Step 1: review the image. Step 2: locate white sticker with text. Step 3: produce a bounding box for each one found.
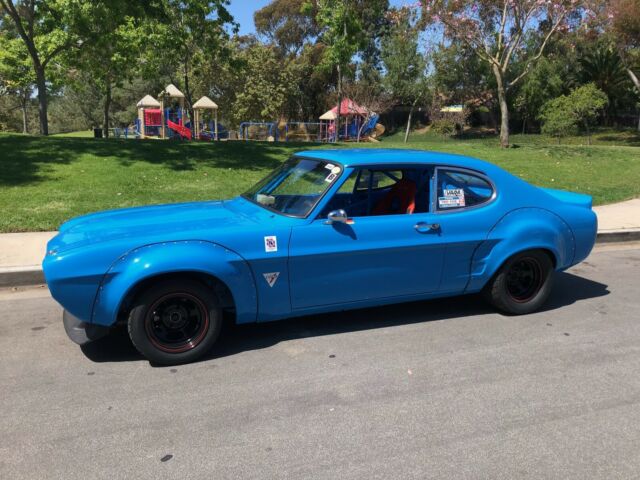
[264,235,278,253]
[439,188,466,208]
[325,172,338,183]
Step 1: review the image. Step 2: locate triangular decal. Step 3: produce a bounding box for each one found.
[263,272,280,287]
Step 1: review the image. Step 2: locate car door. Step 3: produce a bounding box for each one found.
[288,166,447,310]
[423,166,502,293]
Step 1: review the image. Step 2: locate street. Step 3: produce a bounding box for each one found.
[1,244,640,480]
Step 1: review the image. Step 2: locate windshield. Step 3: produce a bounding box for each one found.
[243,157,342,217]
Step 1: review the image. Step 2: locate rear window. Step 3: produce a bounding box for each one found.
[436,168,494,210]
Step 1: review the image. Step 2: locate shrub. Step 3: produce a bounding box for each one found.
[539,83,608,144]
[430,119,459,137]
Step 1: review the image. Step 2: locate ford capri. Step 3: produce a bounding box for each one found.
[43,149,597,365]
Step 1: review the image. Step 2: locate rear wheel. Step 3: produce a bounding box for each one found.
[484,250,554,315]
[128,279,222,365]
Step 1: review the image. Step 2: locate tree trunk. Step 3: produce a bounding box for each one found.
[103,82,112,139]
[336,64,342,144]
[183,63,194,136]
[492,65,509,148]
[404,104,415,144]
[35,66,49,136]
[20,96,28,134]
[626,69,640,132]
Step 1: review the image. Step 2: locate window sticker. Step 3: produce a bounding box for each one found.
[331,166,341,174]
[263,272,280,287]
[324,163,335,170]
[264,235,278,252]
[439,188,466,208]
[325,172,338,183]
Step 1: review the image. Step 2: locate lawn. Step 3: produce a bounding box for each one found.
[1,131,639,232]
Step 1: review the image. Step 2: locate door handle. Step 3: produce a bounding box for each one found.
[414,222,440,233]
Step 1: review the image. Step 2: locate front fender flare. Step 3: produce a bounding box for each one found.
[466,208,575,292]
[90,240,257,327]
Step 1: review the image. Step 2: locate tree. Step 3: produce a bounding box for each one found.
[147,0,235,127]
[539,95,579,142]
[0,25,34,133]
[540,83,608,143]
[304,0,366,141]
[0,0,84,134]
[0,0,158,135]
[71,14,146,137]
[381,7,428,143]
[421,0,587,147]
[514,56,566,133]
[231,44,297,123]
[577,43,630,124]
[254,0,318,55]
[605,0,640,130]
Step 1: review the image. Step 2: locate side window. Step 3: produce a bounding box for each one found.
[356,170,402,191]
[436,169,494,211]
[320,167,431,218]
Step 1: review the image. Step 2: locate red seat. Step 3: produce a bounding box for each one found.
[373,178,417,215]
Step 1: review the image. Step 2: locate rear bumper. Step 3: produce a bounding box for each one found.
[63,310,110,345]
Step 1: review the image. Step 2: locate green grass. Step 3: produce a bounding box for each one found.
[0,131,639,232]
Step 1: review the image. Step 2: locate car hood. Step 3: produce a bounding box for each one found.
[49,199,256,254]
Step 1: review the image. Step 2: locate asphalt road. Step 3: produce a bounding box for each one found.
[1,244,640,480]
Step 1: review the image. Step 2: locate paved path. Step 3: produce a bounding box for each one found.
[1,243,639,479]
[593,198,640,232]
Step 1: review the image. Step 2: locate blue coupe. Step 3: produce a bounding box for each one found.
[43,149,597,364]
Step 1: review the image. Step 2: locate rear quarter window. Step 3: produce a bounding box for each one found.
[436,168,494,211]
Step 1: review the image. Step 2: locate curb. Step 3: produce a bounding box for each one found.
[1,230,639,288]
[0,265,44,288]
[596,229,640,244]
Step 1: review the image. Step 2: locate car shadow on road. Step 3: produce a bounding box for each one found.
[80,271,609,365]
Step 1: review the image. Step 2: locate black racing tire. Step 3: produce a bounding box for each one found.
[127,279,222,365]
[483,250,554,315]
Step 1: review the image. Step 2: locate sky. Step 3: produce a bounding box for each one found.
[227,0,407,37]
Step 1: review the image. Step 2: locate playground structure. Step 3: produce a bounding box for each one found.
[159,84,191,140]
[134,85,230,141]
[136,95,162,138]
[132,87,384,143]
[319,98,384,142]
[193,96,220,141]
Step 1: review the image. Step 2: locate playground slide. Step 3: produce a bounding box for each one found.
[167,119,192,140]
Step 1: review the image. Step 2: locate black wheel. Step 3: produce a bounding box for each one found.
[483,250,554,315]
[128,279,222,365]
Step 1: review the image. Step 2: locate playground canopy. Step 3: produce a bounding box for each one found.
[136,95,160,108]
[159,83,185,98]
[319,98,368,120]
[193,96,219,141]
[192,96,218,110]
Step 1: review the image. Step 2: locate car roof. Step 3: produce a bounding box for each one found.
[296,149,500,175]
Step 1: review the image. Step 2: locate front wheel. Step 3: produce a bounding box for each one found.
[128,279,222,365]
[483,250,554,315]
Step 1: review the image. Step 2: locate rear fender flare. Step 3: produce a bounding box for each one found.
[90,240,257,327]
[466,208,575,292]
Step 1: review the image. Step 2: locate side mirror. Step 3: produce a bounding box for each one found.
[326,209,349,224]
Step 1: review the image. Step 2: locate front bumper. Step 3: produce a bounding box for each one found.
[63,310,110,345]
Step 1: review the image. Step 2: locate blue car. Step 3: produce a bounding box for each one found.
[43,149,597,365]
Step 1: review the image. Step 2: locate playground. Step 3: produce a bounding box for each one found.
[119,85,385,144]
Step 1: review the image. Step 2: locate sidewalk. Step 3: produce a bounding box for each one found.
[1,199,639,287]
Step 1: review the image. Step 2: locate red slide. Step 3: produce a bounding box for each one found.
[167,119,192,140]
